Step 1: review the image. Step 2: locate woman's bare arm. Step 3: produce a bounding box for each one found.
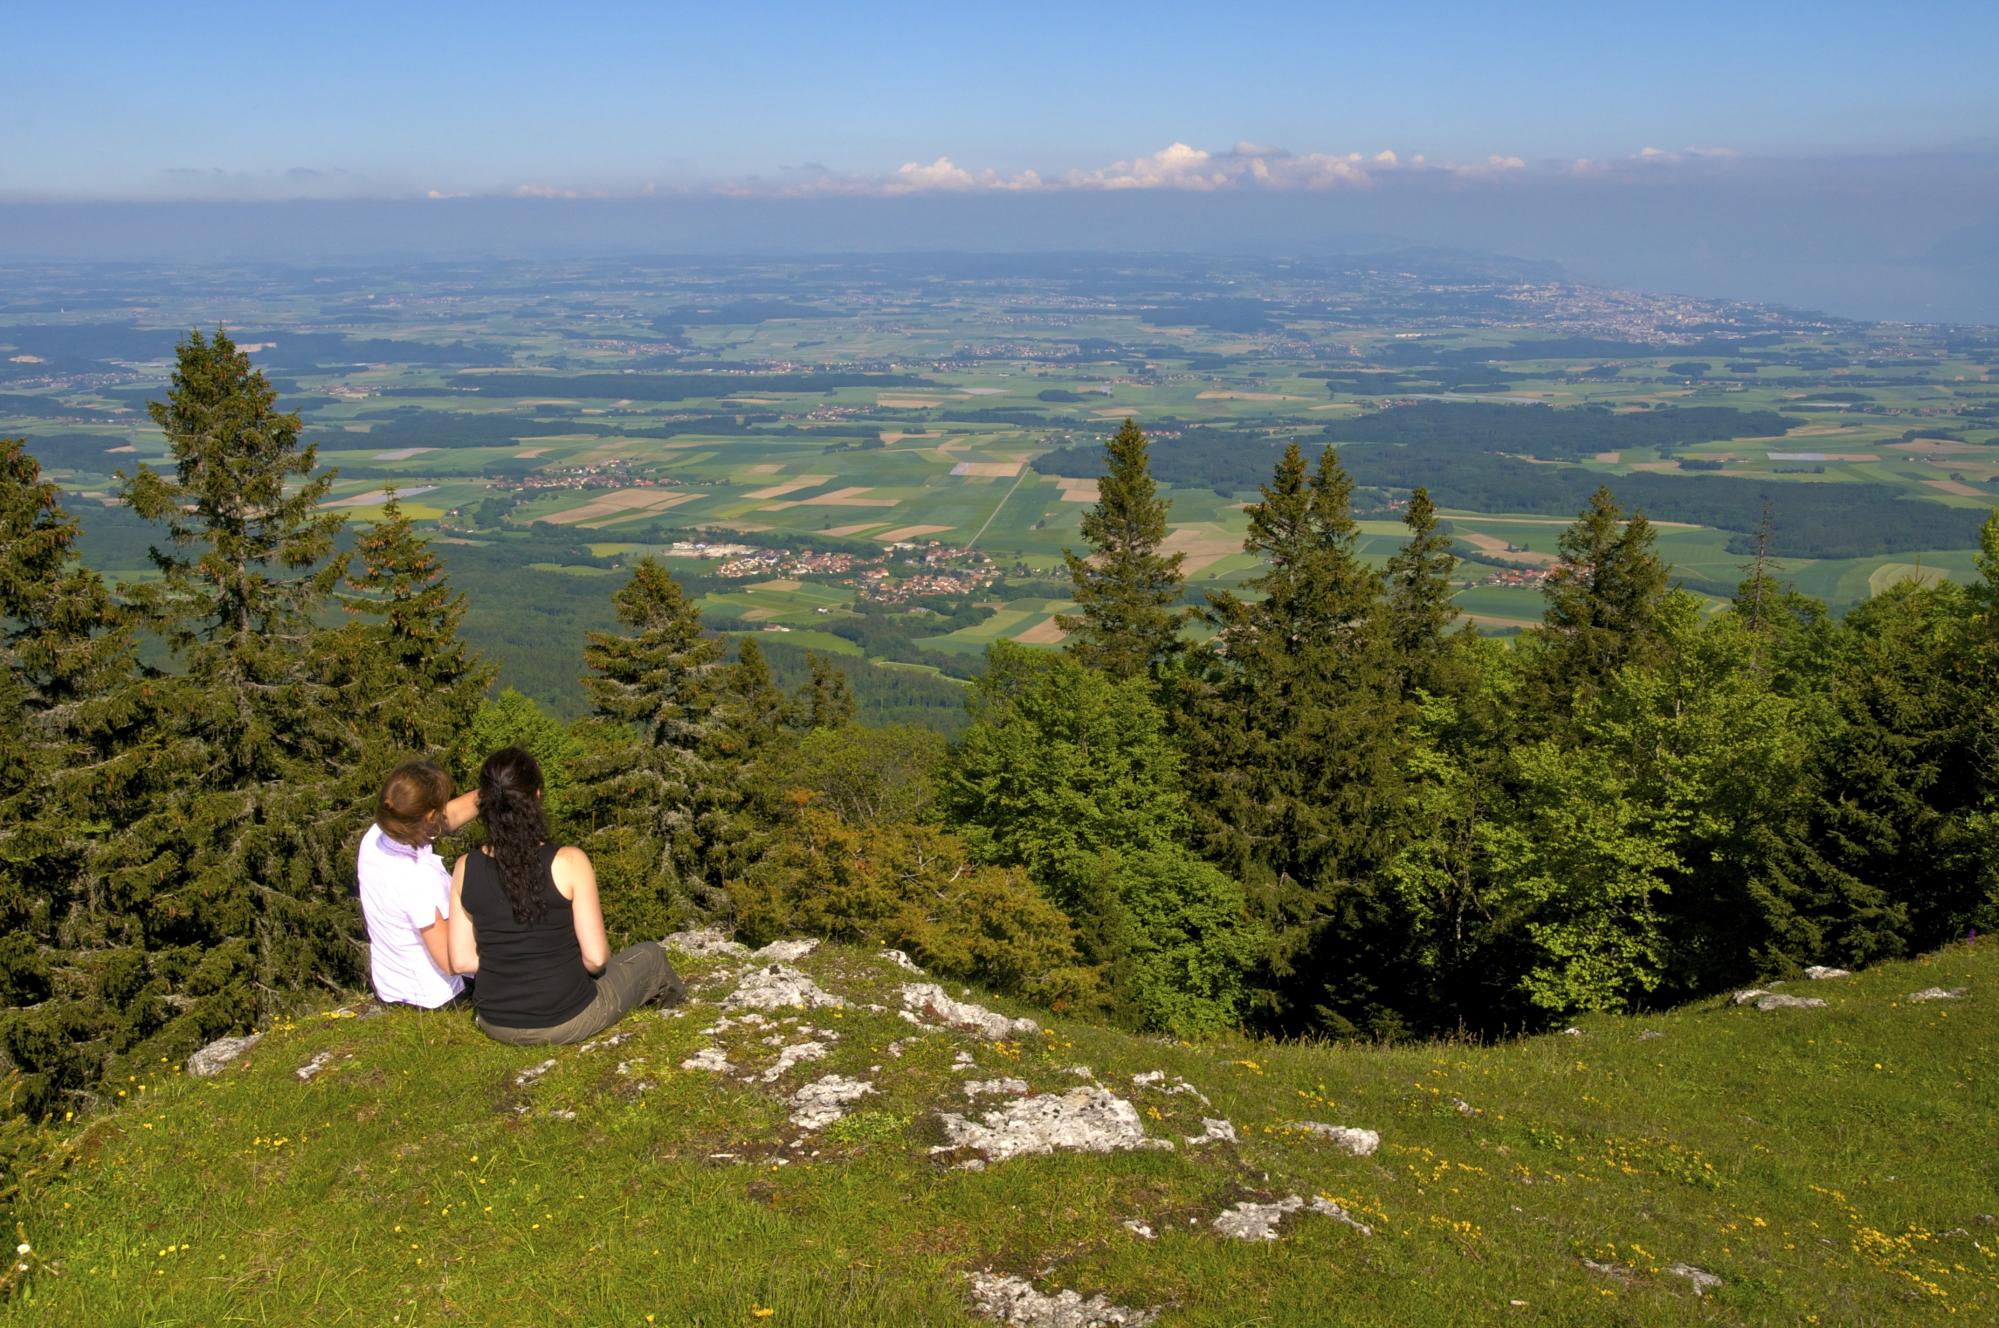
[416,908,450,974]
[552,846,610,973]
[446,857,479,975]
[440,789,480,834]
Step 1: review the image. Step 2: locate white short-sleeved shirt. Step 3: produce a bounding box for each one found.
[356,823,464,1008]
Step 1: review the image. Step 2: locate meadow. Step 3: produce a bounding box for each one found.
[7,935,1992,1326]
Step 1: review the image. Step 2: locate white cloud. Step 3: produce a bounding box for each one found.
[92,139,1744,204]
[890,156,979,192]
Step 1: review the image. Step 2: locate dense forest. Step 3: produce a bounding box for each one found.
[3,334,1996,1122]
[1034,407,1992,559]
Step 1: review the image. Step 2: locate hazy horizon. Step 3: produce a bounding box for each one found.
[5,0,1996,323]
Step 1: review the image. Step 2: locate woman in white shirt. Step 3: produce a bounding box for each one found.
[357,760,479,1008]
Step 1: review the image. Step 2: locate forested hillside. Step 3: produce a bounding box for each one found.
[3,333,1996,1127]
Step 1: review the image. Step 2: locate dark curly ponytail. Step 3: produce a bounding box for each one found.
[478,747,551,924]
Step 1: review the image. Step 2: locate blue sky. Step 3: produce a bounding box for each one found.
[5,0,1994,199]
[2,2,1996,321]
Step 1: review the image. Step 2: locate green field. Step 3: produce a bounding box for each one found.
[5,254,1995,717]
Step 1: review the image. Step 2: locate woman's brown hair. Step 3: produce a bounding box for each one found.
[377,760,453,847]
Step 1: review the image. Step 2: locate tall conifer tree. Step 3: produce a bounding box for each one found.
[337,490,493,758]
[1528,485,1670,721]
[1182,443,1408,1033]
[93,331,357,1067]
[577,558,729,923]
[1383,487,1462,698]
[0,440,156,1114]
[1058,418,1185,682]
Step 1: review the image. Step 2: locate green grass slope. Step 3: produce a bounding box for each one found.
[8,939,1995,1326]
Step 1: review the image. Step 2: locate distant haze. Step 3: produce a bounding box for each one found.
[6,1,1996,323]
[3,155,1995,325]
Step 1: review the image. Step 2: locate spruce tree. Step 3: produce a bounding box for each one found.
[1057,418,1185,682]
[713,636,787,762]
[1529,485,1670,721]
[577,558,729,924]
[1383,487,1462,698]
[790,650,855,730]
[1181,444,1407,1034]
[0,441,154,1115]
[337,490,494,757]
[93,331,357,1072]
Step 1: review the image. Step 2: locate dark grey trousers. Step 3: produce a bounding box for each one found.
[475,942,685,1046]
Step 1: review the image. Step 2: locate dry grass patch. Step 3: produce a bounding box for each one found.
[873,524,955,543]
[540,489,697,526]
[746,475,835,500]
[1012,616,1070,645]
[1055,479,1100,504]
[1456,532,1558,565]
[951,461,1023,478]
[789,486,902,509]
[877,394,965,409]
[1161,524,1243,576]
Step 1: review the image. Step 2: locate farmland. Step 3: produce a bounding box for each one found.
[4,251,1995,721]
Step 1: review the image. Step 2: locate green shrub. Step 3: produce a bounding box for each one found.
[732,809,1102,1011]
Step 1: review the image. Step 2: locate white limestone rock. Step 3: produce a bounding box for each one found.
[760,1041,830,1083]
[662,928,748,958]
[1755,993,1827,1011]
[187,1033,262,1078]
[1910,986,1968,1002]
[293,1052,334,1083]
[680,1047,732,1073]
[1131,1069,1210,1105]
[1804,966,1852,980]
[965,1271,1157,1328]
[933,1088,1170,1165]
[1666,1262,1722,1296]
[1184,1117,1237,1146]
[513,1058,558,1086]
[900,982,1038,1041]
[1211,1195,1373,1242]
[879,948,926,974]
[752,938,820,963]
[964,1078,1031,1098]
[727,964,845,1011]
[1290,1122,1380,1156]
[789,1073,875,1130]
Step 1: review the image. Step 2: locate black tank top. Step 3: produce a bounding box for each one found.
[460,844,596,1029]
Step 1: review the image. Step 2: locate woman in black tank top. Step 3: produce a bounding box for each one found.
[446,747,684,1045]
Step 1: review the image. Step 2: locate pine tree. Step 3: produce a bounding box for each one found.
[90,331,358,1075]
[1180,444,1407,1034]
[1528,485,1670,721]
[0,441,154,1115]
[337,490,493,757]
[713,636,787,762]
[790,650,855,730]
[1057,418,1185,682]
[1382,487,1462,698]
[577,558,729,925]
